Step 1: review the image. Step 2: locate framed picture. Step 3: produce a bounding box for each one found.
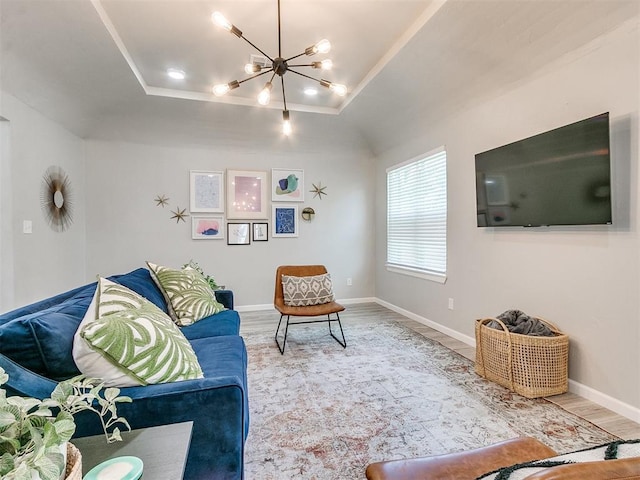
[226,170,268,219]
[227,222,251,245]
[192,215,224,240]
[271,168,304,202]
[272,204,298,238]
[190,171,224,213]
[253,222,268,242]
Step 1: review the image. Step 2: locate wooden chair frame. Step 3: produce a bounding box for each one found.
[274,265,346,354]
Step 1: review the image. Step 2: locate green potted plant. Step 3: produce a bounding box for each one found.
[183,259,220,290]
[0,367,131,480]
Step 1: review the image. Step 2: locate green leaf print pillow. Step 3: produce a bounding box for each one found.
[73,277,203,386]
[147,262,226,326]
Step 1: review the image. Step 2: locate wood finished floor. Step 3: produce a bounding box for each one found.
[239,302,640,440]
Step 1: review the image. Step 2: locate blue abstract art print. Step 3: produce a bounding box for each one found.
[272,204,299,237]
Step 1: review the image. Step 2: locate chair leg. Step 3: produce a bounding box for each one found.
[328,312,347,349]
[275,314,290,355]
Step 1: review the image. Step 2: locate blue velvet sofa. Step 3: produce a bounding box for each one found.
[0,268,249,480]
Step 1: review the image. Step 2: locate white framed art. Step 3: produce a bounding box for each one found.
[271,168,304,202]
[192,216,224,240]
[272,204,299,238]
[226,169,268,219]
[190,171,224,213]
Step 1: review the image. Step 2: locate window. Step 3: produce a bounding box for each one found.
[386,146,447,283]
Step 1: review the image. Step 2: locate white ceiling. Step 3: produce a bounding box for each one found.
[1,0,638,152]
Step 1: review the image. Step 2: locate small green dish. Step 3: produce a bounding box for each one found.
[83,456,143,480]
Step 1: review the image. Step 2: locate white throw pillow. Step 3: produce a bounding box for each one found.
[72,277,203,387]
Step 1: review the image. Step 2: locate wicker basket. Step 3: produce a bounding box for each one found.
[64,442,82,480]
[475,317,569,398]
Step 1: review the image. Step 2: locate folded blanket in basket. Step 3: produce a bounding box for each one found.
[487,309,554,336]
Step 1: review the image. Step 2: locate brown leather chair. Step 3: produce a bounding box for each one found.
[365,436,640,480]
[274,265,346,354]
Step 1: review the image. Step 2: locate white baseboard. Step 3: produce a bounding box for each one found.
[375,298,476,347]
[568,379,640,424]
[235,303,273,312]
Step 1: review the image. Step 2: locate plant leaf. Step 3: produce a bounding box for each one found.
[34,449,64,480]
[0,451,15,475]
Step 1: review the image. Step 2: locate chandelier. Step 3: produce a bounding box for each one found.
[211,0,347,136]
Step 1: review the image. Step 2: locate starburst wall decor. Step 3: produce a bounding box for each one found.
[310,182,327,200]
[154,194,169,207]
[41,166,73,232]
[170,207,188,223]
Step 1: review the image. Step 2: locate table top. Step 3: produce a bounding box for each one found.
[73,422,193,479]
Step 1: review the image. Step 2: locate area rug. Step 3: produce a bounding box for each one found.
[243,320,617,479]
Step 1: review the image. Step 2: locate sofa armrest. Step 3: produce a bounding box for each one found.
[524,457,640,479]
[0,353,58,399]
[215,289,234,310]
[365,437,558,480]
[73,375,248,480]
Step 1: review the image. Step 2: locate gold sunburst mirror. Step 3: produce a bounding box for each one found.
[41,165,73,232]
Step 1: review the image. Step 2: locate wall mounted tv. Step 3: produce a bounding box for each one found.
[475,112,612,227]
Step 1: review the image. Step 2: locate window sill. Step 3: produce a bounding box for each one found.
[386,264,447,284]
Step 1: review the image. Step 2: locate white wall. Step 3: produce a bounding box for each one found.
[0,93,86,310]
[375,23,640,411]
[84,137,376,306]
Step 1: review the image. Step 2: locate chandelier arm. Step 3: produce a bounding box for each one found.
[239,36,274,62]
[287,68,324,84]
[237,69,274,86]
[283,52,307,63]
[281,75,287,111]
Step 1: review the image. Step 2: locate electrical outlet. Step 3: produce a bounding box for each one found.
[448,298,454,310]
[346,278,353,286]
[23,220,32,234]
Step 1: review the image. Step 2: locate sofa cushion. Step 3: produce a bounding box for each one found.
[147,262,225,326]
[181,309,241,340]
[281,273,335,306]
[73,278,204,386]
[0,285,96,379]
[0,312,82,380]
[477,439,640,479]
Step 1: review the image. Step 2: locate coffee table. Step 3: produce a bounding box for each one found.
[73,422,193,479]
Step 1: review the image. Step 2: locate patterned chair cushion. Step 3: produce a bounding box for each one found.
[281,273,335,306]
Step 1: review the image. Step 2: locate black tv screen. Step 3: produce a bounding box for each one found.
[475,112,612,227]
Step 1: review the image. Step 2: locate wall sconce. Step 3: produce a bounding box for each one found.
[301,207,315,222]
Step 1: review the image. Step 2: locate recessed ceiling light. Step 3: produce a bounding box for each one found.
[304,87,318,96]
[167,68,186,80]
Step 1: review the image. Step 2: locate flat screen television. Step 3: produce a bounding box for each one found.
[475,112,612,227]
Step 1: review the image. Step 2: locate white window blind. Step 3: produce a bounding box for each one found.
[386,147,447,279]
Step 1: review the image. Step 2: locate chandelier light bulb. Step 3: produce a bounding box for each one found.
[330,83,347,96]
[282,110,292,136]
[312,59,333,70]
[305,38,331,56]
[212,80,239,97]
[212,12,232,31]
[245,63,261,74]
[320,59,333,70]
[213,84,230,96]
[258,82,273,106]
[315,39,331,54]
